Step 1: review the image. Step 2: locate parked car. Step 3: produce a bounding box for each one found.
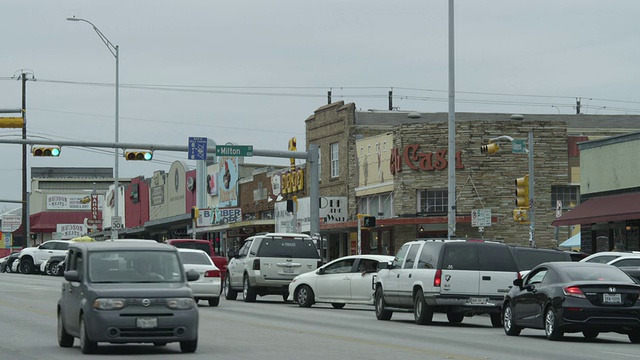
[177,248,222,307]
[503,261,640,342]
[225,233,321,302]
[57,241,200,354]
[18,240,73,274]
[11,257,21,273]
[0,252,20,273]
[167,239,228,282]
[374,239,520,327]
[41,255,66,276]
[606,255,640,268]
[288,254,394,308]
[508,246,572,277]
[580,251,640,264]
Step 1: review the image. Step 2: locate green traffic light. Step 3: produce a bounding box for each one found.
[51,148,60,157]
[144,152,153,160]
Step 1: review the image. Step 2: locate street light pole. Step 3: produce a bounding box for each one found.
[67,16,120,239]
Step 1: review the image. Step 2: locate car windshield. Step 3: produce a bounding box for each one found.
[563,266,634,282]
[88,250,183,283]
[179,251,212,265]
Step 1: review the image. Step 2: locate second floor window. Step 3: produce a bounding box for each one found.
[330,142,339,178]
[551,185,579,209]
[417,189,448,214]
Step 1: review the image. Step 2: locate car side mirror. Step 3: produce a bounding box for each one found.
[524,283,536,292]
[317,268,325,275]
[513,278,523,289]
[64,270,80,282]
[186,268,200,281]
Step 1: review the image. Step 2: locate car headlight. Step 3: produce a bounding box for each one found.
[93,298,126,310]
[166,298,195,310]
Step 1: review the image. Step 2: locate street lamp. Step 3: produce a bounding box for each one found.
[67,16,120,239]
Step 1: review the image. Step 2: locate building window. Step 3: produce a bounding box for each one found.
[330,142,339,178]
[551,185,579,209]
[417,189,448,214]
[317,146,321,181]
[358,193,394,218]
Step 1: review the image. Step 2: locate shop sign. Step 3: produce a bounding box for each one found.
[56,224,87,239]
[390,144,464,175]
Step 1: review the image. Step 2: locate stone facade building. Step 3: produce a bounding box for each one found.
[306,101,640,256]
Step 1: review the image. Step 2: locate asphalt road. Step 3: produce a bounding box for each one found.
[1,273,640,359]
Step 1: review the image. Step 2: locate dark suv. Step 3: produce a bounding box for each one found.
[57,241,200,354]
[374,239,519,327]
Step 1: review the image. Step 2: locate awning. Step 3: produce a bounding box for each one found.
[552,192,640,226]
[559,233,580,248]
[29,211,94,233]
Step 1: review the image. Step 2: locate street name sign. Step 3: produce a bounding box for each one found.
[512,139,527,154]
[216,145,254,157]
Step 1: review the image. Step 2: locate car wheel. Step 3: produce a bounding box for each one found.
[224,276,238,300]
[582,330,599,340]
[544,306,563,341]
[5,263,11,273]
[80,315,98,354]
[503,302,521,336]
[490,313,503,328]
[208,297,220,307]
[48,261,60,276]
[296,285,314,307]
[447,312,464,324]
[20,258,34,274]
[331,303,346,309]
[180,338,198,353]
[243,275,257,302]
[414,290,433,325]
[57,310,74,347]
[628,330,640,343]
[374,286,392,320]
[0,263,5,273]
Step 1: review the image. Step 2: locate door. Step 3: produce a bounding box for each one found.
[440,243,480,296]
[397,244,421,306]
[316,258,355,301]
[229,239,252,288]
[477,244,519,299]
[350,258,381,302]
[514,268,548,327]
[62,249,84,335]
[383,244,410,306]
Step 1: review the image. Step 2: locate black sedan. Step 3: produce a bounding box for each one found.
[502,261,640,342]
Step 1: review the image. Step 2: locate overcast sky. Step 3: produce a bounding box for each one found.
[1,0,639,212]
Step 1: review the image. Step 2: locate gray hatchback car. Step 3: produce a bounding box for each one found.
[57,241,200,354]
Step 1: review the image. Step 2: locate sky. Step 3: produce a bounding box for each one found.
[1,0,639,212]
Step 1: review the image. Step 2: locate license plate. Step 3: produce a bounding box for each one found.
[603,293,622,304]
[469,297,489,305]
[136,317,158,328]
[284,267,294,274]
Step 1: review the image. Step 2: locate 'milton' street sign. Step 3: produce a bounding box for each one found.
[216,145,254,157]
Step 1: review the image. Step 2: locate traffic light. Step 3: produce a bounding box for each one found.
[480,142,499,155]
[0,117,24,128]
[288,137,297,170]
[191,206,199,221]
[32,147,61,157]
[515,174,529,207]
[124,150,153,161]
[363,216,376,228]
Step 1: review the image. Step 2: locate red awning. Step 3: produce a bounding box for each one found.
[551,192,640,226]
[28,211,95,233]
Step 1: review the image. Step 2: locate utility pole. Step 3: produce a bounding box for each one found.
[17,71,34,248]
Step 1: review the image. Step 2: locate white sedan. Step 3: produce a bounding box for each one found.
[177,248,222,307]
[287,254,394,308]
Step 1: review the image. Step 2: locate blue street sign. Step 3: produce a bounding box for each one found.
[188,137,208,160]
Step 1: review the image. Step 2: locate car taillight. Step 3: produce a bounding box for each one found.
[204,270,220,278]
[563,286,586,299]
[434,269,442,287]
[253,259,261,271]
